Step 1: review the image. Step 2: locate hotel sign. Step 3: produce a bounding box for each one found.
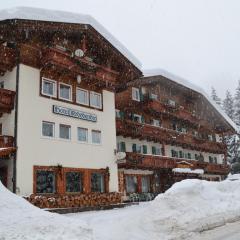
[53,105,97,122]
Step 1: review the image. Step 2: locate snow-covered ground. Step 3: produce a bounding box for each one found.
[193,221,240,240]
[1,177,240,239]
[0,182,92,240]
[66,178,240,240]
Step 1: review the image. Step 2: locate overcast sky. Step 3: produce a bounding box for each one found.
[1,0,240,99]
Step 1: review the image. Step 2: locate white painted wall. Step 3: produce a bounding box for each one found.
[16,64,118,195]
[117,136,224,164]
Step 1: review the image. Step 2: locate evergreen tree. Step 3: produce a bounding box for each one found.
[234,80,240,126]
[223,90,234,119]
[211,87,222,106]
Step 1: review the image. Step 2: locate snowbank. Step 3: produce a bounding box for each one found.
[68,178,240,240]
[140,179,240,239]
[0,182,92,240]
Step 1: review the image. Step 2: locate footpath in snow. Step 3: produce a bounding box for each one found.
[1,177,240,239]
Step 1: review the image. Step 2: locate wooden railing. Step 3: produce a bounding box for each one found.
[119,152,229,175]
[0,45,17,73]
[0,135,14,148]
[116,119,226,154]
[41,47,119,83]
[0,88,15,113]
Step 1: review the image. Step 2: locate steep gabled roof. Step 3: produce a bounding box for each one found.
[143,68,238,133]
[0,6,141,70]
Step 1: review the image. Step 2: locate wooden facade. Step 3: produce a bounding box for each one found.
[116,76,235,198]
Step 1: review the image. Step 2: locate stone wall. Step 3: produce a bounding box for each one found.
[25,192,122,209]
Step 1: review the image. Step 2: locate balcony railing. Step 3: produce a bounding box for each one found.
[0,88,15,113]
[0,45,17,73]
[119,152,229,175]
[0,135,14,148]
[41,47,119,83]
[116,119,226,154]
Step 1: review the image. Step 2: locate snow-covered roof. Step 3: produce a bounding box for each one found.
[173,168,204,175]
[144,68,239,132]
[0,7,142,70]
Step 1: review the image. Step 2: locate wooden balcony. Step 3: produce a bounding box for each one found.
[142,98,202,127]
[41,47,119,84]
[116,119,226,154]
[0,135,14,148]
[0,45,17,74]
[0,88,15,113]
[119,152,229,175]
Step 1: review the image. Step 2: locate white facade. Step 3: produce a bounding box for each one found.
[1,64,118,195]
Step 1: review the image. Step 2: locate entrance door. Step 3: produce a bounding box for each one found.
[0,166,7,187]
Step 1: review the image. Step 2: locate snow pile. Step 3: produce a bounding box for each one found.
[227,173,240,181]
[68,179,240,240]
[0,182,92,240]
[141,179,240,239]
[172,168,204,175]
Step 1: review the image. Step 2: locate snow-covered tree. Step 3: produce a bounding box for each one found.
[223,90,234,119]
[234,80,240,126]
[211,87,221,106]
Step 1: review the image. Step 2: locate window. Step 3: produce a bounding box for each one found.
[59,124,71,140]
[150,93,158,100]
[132,87,140,101]
[188,153,192,159]
[168,99,176,107]
[179,151,184,158]
[126,175,137,193]
[90,91,102,109]
[141,176,150,193]
[214,157,217,164]
[117,141,126,152]
[132,144,141,153]
[0,81,4,88]
[209,156,213,163]
[59,83,72,101]
[153,146,162,156]
[155,147,162,155]
[133,114,142,123]
[152,119,160,127]
[78,127,88,142]
[91,173,105,192]
[42,121,55,137]
[77,88,89,105]
[36,170,56,193]
[65,172,83,193]
[116,110,121,118]
[92,130,101,144]
[208,135,213,141]
[42,78,56,97]
[142,145,148,154]
[171,149,178,158]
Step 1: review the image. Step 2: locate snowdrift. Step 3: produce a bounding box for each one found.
[0,182,92,240]
[138,179,240,239]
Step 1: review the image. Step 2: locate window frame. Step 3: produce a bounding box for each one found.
[41,77,57,97]
[91,130,102,144]
[59,124,71,140]
[42,121,55,138]
[132,87,140,102]
[77,127,88,143]
[65,171,84,193]
[90,91,102,109]
[76,88,89,106]
[58,82,72,102]
[35,170,56,194]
